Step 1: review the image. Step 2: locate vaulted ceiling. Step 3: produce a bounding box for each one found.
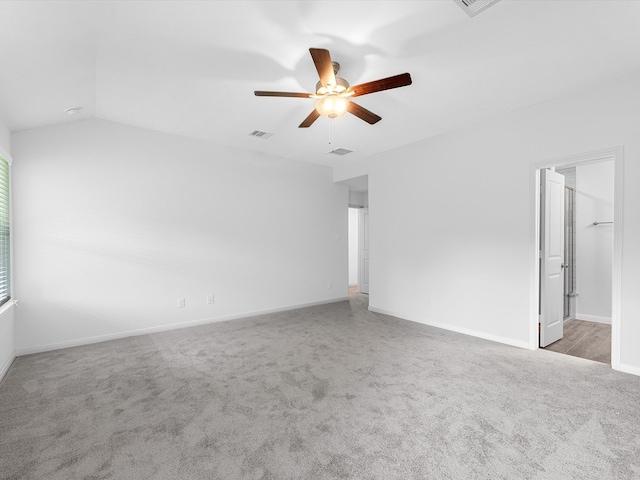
[1,1,640,166]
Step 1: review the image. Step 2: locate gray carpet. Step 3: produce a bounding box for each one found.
[1,294,640,479]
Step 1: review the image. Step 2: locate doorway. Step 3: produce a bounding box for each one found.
[348,205,369,297]
[348,207,359,297]
[533,148,623,369]
[342,174,369,298]
[358,207,369,294]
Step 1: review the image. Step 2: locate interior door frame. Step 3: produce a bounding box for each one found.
[529,147,624,369]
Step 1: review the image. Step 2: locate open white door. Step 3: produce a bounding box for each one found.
[359,208,369,294]
[540,169,565,347]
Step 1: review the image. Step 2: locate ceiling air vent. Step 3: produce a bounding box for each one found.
[328,148,353,156]
[452,0,502,17]
[248,130,273,139]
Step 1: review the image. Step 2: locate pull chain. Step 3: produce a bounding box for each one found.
[329,118,334,146]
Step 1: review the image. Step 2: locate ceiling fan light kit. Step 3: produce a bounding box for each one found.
[315,95,349,119]
[254,48,412,128]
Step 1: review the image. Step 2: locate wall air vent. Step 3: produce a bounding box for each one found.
[452,0,502,17]
[249,130,273,139]
[328,148,353,156]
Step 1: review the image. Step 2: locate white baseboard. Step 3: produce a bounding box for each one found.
[576,313,612,325]
[616,363,640,377]
[0,351,16,382]
[368,305,532,350]
[16,296,350,356]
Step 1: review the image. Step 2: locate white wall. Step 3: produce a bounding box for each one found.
[576,161,614,323]
[0,306,14,381]
[349,191,368,208]
[0,117,15,381]
[334,70,640,375]
[348,208,359,286]
[12,119,348,353]
[0,119,10,154]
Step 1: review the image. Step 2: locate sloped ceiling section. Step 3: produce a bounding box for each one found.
[1,1,640,166]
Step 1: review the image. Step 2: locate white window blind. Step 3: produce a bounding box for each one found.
[0,156,9,306]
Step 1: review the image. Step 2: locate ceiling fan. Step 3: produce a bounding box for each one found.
[254,48,412,128]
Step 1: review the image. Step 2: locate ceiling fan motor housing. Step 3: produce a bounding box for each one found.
[315,77,350,95]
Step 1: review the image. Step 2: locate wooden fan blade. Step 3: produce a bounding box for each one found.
[309,48,336,88]
[254,91,313,98]
[347,101,382,125]
[299,109,321,128]
[349,73,412,97]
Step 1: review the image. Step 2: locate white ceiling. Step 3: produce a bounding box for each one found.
[1,1,640,167]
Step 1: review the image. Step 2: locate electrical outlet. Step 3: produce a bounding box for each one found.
[177,297,185,308]
[207,294,214,304]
